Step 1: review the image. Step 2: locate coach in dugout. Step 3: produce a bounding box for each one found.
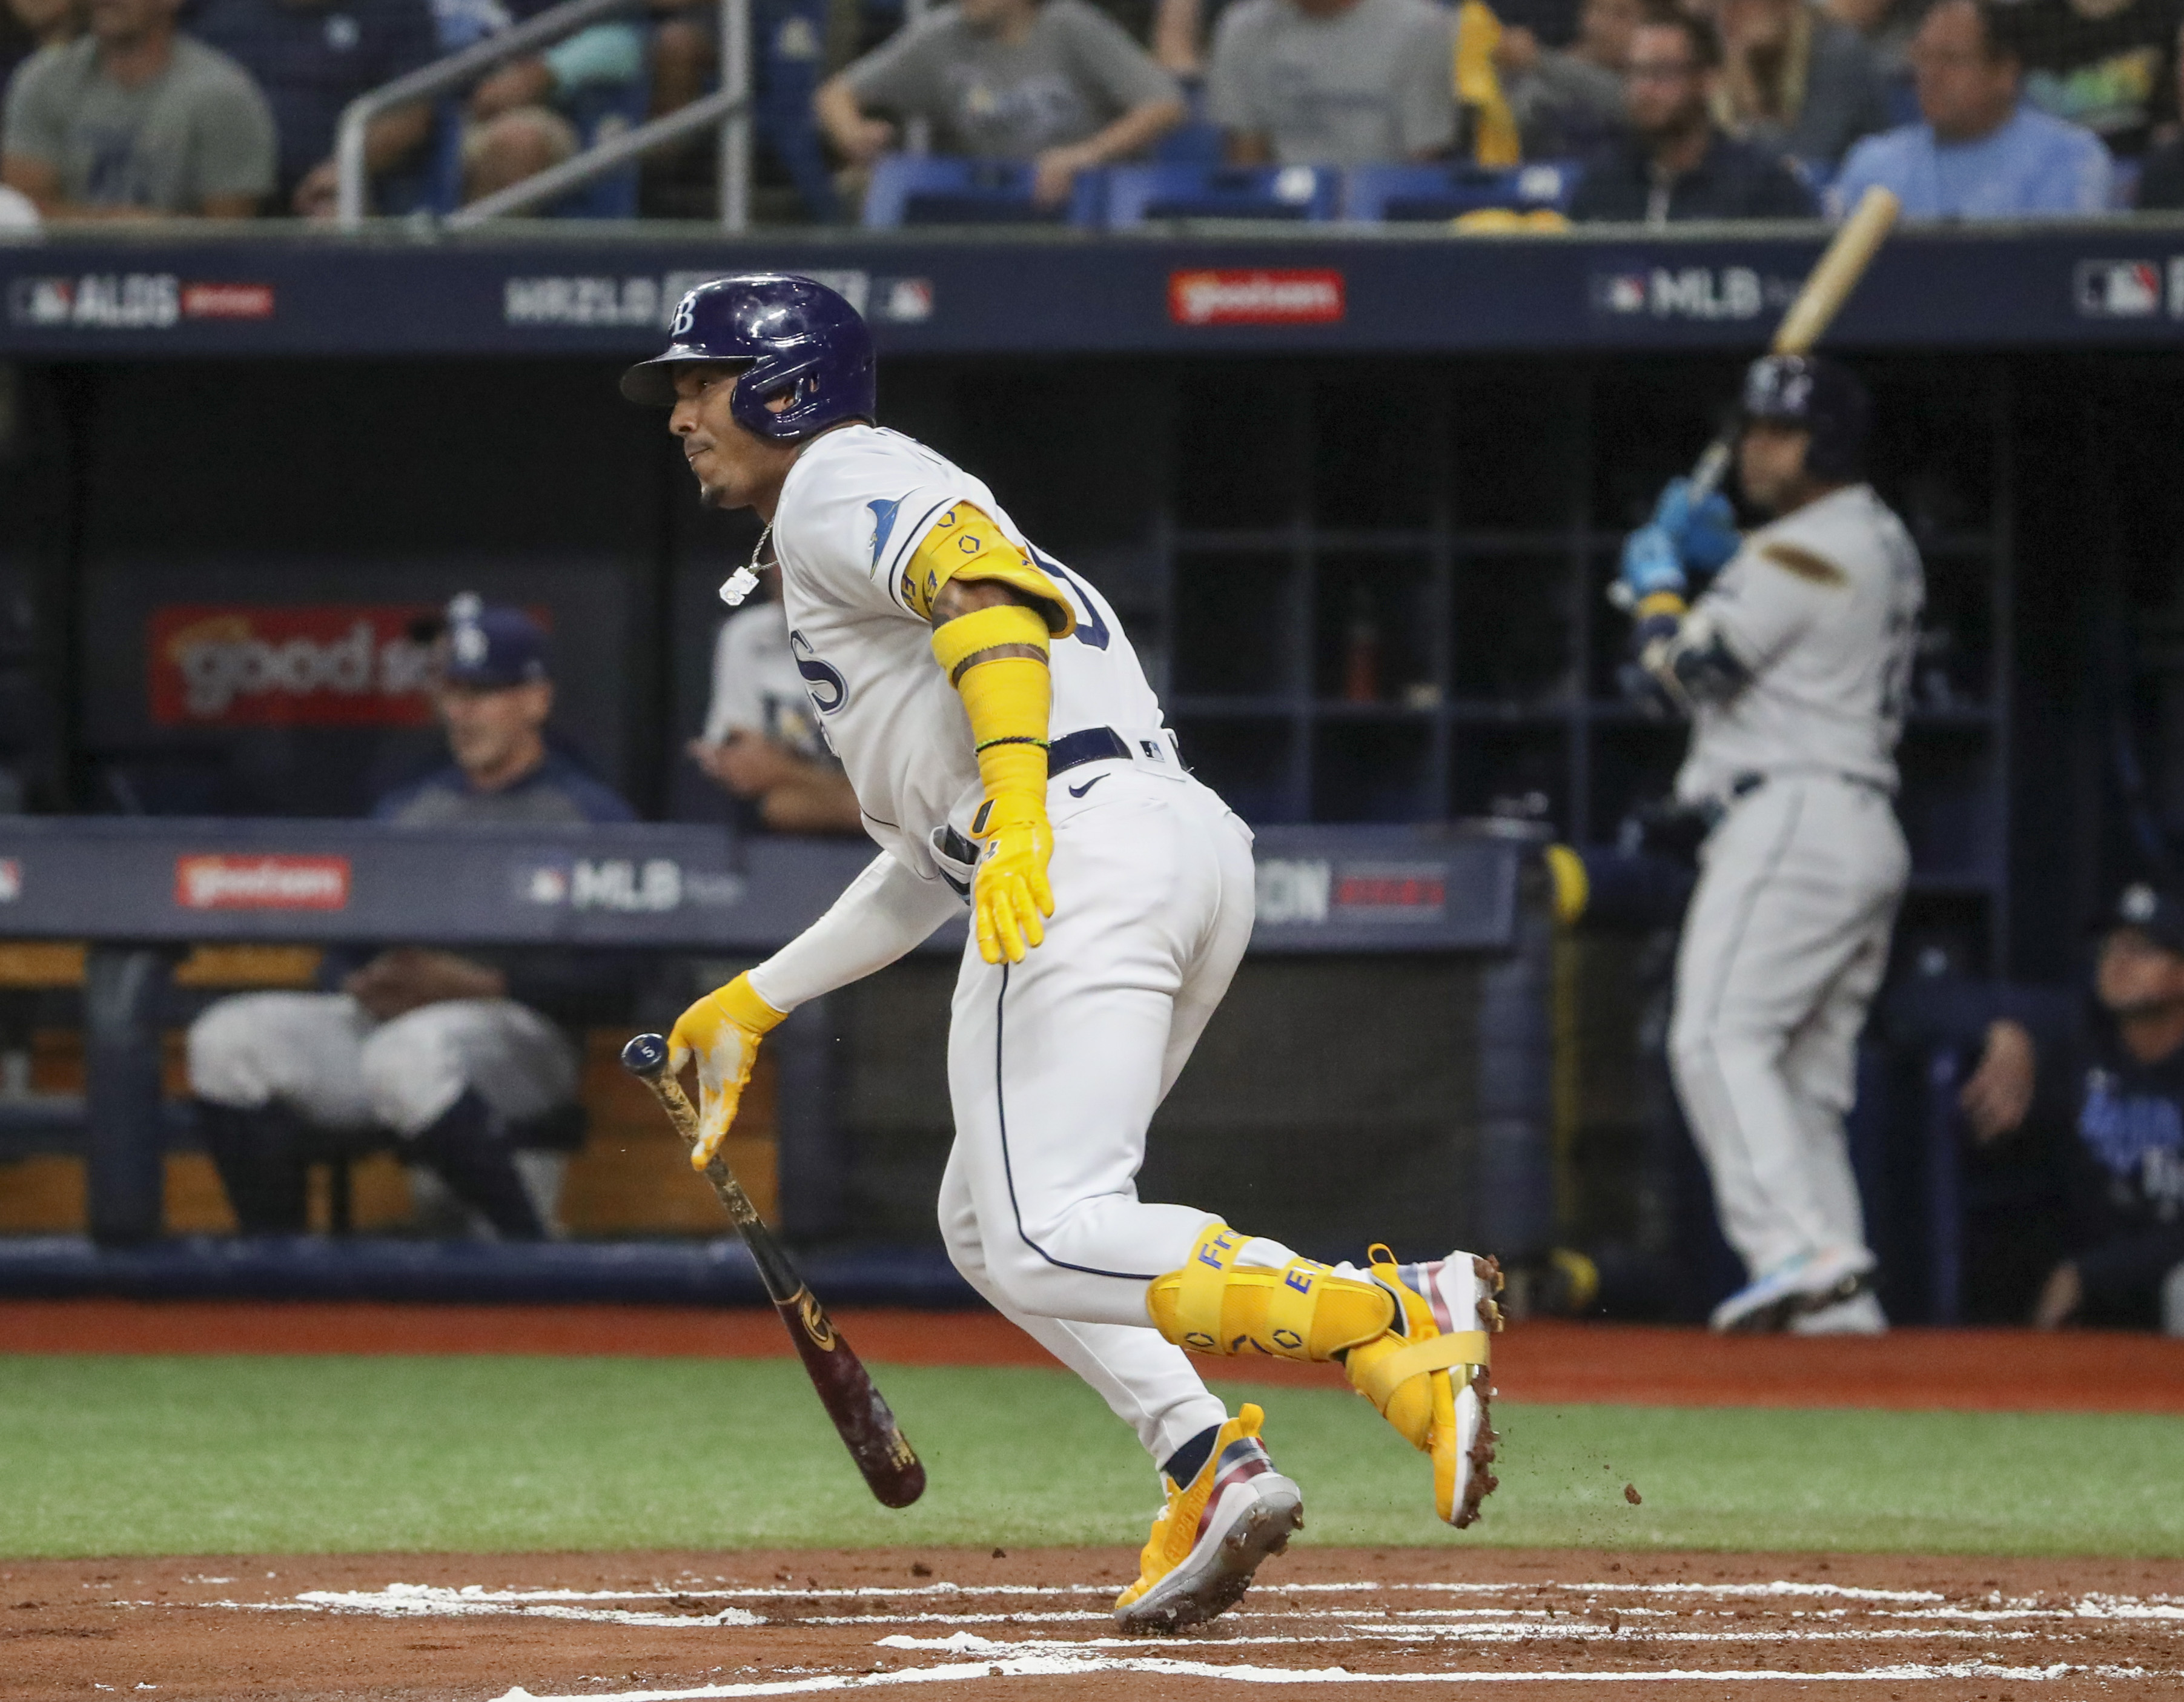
[1950,882,2184,1334]
[186,597,635,1242]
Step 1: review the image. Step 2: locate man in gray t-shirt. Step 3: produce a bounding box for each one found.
[1208,0,1457,167]
[816,0,1184,206]
[2,0,274,217]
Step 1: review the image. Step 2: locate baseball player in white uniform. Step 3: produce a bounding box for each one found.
[1621,355,1923,1334]
[690,583,863,833]
[621,274,1503,1631]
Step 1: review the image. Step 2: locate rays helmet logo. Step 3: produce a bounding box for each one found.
[670,291,698,338]
[1746,361,1813,415]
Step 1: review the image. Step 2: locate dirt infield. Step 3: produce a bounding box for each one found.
[5,1301,2183,1413]
[2,1546,2178,1701]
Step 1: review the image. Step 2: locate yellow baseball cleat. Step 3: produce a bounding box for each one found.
[1112,1404,1302,1634]
[1342,1247,1504,1527]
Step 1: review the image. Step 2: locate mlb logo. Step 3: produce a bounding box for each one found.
[877,277,934,323]
[1598,273,1648,314]
[0,859,21,902]
[521,863,569,906]
[2074,260,2159,317]
[8,277,72,325]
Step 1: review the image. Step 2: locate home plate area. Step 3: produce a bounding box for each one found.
[7,1551,2180,1701]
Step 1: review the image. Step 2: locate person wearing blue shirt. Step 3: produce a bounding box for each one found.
[189,0,437,214]
[185,598,637,1242]
[1831,0,2113,217]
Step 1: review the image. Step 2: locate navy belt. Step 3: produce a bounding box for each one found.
[1049,726,1134,776]
[931,727,1151,895]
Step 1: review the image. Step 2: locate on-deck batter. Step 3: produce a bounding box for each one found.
[1621,354,1924,1334]
[621,274,1503,1632]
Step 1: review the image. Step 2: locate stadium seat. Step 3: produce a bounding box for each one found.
[1343,161,1575,222]
[558,66,650,220]
[756,0,839,221]
[861,154,1106,227]
[1153,119,1226,167]
[1102,162,1340,225]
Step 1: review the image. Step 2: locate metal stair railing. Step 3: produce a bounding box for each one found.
[335,0,751,229]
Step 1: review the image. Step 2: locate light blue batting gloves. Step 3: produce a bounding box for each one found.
[1620,524,1687,602]
[1650,477,1740,574]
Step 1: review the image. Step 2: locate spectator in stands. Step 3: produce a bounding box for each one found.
[815,0,1185,208]
[2,0,81,91]
[1495,0,1641,162]
[187,598,635,1242]
[1569,11,1816,219]
[1711,0,1893,168]
[690,581,862,835]
[1,0,275,217]
[460,14,646,203]
[1822,0,1921,76]
[1830,0,2114,216]
[1206,0,1457,167]
[189,0,437,216]
[2138,15,2184,204]
[2013,0,2180,161]
[1150,0,1216,74]
[1953,884,2184,1333]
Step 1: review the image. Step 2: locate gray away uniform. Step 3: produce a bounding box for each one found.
[1655,484,1924,1298]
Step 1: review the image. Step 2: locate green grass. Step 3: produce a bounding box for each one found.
[1,1356,2177,1559]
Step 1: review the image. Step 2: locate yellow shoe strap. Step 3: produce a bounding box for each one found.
[1175,1223,1243,1348]
[1263,1259,1330,1356]
[1352,1330,1490,1416]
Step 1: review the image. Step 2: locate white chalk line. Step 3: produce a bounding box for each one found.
[489,1656,2177,1701]
[168,1579,2182,1632]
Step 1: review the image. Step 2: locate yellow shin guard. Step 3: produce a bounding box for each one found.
[1146,1223,1396,1362]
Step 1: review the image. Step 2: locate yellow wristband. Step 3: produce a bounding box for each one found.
[931,603,1051,678]
[1635,591,1688,621]
[720,971,788,1035]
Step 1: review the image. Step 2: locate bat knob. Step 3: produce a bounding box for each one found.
[621,1032,670,1079]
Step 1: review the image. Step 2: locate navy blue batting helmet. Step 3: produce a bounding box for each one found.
[1739,354,1868,482]
[620,273,876,440]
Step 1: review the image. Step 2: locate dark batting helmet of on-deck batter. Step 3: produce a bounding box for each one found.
[1738,354,1869,483]
[620,273,876,440]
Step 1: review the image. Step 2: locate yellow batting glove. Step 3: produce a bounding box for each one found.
[666,972,787,1170]
[970,790,1054,965]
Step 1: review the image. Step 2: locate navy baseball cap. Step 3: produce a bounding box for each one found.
[2106,882,2184,955]
[439,594,548,689]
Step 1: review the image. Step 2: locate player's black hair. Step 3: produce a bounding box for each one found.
[1636,7,1722,71]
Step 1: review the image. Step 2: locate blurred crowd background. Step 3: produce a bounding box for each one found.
[2,0,2182,224]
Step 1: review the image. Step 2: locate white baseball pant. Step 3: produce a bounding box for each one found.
[937,766,1297,1462]
[1669,774,1908,1280]
[187,992,579,1138]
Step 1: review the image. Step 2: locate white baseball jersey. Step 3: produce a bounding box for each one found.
[766,424,1165,878]
[1674,483,1924,804]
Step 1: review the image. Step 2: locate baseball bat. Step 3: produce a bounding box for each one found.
[620,1032,927,1509]
[1680,186,1902,505]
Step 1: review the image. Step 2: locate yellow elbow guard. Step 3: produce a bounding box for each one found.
[904,504,1075,637]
